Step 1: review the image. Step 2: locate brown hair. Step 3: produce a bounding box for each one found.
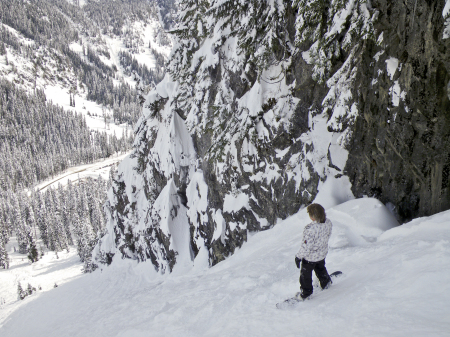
[307,203,326,223]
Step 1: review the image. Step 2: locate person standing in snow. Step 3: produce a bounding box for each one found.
[294,203,333,300]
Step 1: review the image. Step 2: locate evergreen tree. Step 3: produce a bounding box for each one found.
[293,0,375,82]
[35,191,49,248]
[17,282,25,300]
[0,230,9,269]
[27,231,39,263]
[167,0,209,82]
[58,183,73,246]
[26,283,36,296]
[48,188,68,252]
[73,212,95,263]
[11,194,28,254]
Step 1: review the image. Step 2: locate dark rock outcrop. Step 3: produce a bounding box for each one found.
[346,0,450,221]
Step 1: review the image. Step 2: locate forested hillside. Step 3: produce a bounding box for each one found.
[0,0,172,270]
[0,80,128,191]
[0,176,111,272]
[0,0,170,126]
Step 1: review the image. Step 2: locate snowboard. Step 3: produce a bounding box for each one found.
[276,271,343,309]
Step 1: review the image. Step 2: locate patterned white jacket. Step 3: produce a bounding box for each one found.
[295,218,332,262]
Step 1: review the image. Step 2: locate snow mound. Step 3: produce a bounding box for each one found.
[328,198,399,248]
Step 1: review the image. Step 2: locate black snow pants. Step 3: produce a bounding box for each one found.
[299,258,331,299]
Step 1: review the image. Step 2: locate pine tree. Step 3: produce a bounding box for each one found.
[73,212,95,263]
[58,183,73,246]
[11,194,28,254]
[35,191,49,248]
[0,200,10,242]
[17,195,39,263]
[167,0,209,81]
[44,191,56,251]
[17,282,25,300]
[293,0,375,82]
[26,283,36,296]
[27,232,39,263]
[0,230,9,269]
[50,188,68,252]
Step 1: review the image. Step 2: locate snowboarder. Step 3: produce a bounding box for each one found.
[294,203,333,300]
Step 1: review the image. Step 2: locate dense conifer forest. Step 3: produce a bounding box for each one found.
[0,175,113,272]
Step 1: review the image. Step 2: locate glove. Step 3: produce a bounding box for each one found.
[295,257,301,269]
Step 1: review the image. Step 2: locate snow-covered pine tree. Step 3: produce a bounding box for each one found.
[0,199,10,242]
[107,165,115,191]
[77,185,90,225]
[293,0,375,83]
[49,188,68,252]
[73,210,96,269]
[21,195,39,263]
[85,178,98,233]
[11,194,28,254]
[34,190,49,248]
[168,0,208,81]
[210,0,290,72]
[58,183,73,246]
[90,198,103,236]
[26,283,36,296]
[17,282,25,300]
[0,229,9,269]
[72,212,83,260]
[23,196,37,242]
[27,231,39,263]
[43,190,60,252]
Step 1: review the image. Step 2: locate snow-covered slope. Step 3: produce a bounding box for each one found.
[1,197,449,336]
[0,0,171,136]
[0,238,83,326]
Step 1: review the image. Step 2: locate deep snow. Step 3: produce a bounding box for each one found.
[1,197,449,337]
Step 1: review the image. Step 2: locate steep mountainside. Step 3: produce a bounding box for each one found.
[0,0,171,127]
[97,0,450,272]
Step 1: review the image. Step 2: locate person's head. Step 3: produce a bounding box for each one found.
[307,203,326,223]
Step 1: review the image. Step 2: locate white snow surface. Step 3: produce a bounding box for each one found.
[444,0,450,18]
[0,238,83,328]
[385,57,400,81]
[2,197,450,337]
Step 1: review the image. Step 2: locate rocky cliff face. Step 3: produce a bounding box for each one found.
[346,0,450,221]
[95,0,450,272]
